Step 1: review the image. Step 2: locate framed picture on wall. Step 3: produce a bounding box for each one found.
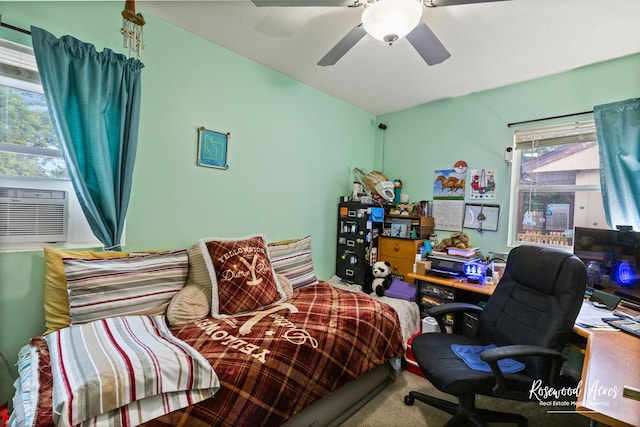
[197,126,230,169]
[463,203,500,231]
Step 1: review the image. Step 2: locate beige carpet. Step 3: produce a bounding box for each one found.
[340,369,590,427]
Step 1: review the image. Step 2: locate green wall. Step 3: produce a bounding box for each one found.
[376,53,640,255]
[1,0,639,404]
[0,1,374,401]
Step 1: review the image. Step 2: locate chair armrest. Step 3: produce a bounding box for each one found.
[427,302,483,317]
[480,344,563,362]
[480,344,566,400]
[427,302,483,333]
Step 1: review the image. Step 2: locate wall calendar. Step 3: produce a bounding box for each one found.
[432,199,465,231]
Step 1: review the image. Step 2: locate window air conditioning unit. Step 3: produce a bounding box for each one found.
[0,187,68,244]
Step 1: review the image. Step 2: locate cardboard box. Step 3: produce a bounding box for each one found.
[420,216,435,238]
[415,260,431,276]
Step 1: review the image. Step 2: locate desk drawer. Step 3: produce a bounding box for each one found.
[379,237,423,283]
[379,237,420,259]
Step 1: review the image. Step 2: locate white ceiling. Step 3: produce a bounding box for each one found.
[138,0,640,115]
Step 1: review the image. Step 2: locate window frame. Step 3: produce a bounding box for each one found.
[0,39,67,179]
[507,119,606,250]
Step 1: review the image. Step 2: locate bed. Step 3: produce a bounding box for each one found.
[9,235,420,427]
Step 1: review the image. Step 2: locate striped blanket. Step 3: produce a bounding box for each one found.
[44,315,219,427]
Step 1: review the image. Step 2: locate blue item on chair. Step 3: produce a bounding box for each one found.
[451,344,524,373]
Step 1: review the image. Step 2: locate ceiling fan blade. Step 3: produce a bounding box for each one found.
[317,24,367,66]
[406,21,451,66]
[252,0,358,6]
[426,0,509,6]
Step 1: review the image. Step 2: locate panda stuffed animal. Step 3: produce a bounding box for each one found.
[363,261,394,297]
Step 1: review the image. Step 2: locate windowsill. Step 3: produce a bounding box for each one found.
[0,240,106,254]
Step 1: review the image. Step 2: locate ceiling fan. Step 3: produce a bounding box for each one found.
[251,0,508,66]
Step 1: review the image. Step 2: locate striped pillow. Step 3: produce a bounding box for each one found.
[43,247,130,334]
[64,250,188,324]
[268,236,318,289]
[45,315,219,426]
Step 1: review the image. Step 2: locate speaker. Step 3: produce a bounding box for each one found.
[505,146,513,163]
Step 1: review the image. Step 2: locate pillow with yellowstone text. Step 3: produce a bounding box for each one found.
[199,234,286,317]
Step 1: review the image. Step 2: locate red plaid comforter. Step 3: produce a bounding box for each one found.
[28,282,404,426]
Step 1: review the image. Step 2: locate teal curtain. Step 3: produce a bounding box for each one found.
[594,98,640,230]
[31,26,144,250]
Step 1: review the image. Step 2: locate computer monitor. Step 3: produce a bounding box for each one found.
[573,226,639,290]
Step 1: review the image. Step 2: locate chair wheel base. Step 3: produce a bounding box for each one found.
[404,391,528,427]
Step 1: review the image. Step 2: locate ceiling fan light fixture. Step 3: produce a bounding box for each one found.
[362,0,423,44]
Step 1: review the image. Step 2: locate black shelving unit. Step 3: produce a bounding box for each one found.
[335,201,382,285]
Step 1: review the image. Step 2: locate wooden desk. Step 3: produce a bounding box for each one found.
[575,328,640,427]
[406,272,496,296]
[407,272,495,321]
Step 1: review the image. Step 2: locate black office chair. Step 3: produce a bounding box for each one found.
[404,245,587,427]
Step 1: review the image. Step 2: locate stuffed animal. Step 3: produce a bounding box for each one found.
[434,231,472,252]
[363,261,394,296]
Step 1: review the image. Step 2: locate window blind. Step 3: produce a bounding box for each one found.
[514,120,597,150]
[0,38,40,90]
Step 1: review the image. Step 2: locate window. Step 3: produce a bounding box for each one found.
[0,40,68,180]
[508,120,607,249]
[0,39,99,249]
